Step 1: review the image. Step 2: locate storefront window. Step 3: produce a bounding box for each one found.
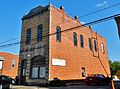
[30,55,46,79]
[39,67,46,78]
[32,67,38,78]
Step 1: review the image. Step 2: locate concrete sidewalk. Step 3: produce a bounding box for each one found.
[12,85,48,89]
[12,85,111,89]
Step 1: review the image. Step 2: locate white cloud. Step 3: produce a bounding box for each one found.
[96,1,108,8]
[81,21,85,24]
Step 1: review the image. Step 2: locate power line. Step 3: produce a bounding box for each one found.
[79,2,120,18]
[1,2,120,47]
[0,13,120,49]
[0,42,20,48]
[0,37,19,45]
[51,2,120,27]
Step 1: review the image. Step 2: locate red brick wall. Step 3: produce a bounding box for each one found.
[49,5,110,81]
[0,52,19,79]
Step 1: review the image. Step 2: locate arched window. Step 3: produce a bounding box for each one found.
[94,40,97,51]
[101,43,105,53]
[73,32,77,46]
[30,56,46,79]
[56,26,61,42]
[88,38,92,50]
[26,28,31,44]
[80,35,84,48]
[37,24,43,42]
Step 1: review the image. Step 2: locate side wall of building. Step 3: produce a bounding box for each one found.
[49,5,110,81]
[0,52,19,79]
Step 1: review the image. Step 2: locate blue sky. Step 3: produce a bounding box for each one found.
[0,0,120,61]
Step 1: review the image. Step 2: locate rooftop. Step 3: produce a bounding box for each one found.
[22,5,50,20]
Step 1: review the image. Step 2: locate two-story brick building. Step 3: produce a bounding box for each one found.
[0,52,19,79]
[19,4,110,85]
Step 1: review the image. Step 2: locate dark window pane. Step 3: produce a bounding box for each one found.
[82,67,86,77]
[73,32,77,46]
[94,40,97,51]
[56,26,61,42]
[80,35,84,48]
[37,24,43,42]
[88,38,92,50]
[26,28,31,44]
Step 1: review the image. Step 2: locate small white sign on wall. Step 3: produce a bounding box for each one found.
[52,58,66,66]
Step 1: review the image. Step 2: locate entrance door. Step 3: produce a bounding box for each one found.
[21,60,27,84]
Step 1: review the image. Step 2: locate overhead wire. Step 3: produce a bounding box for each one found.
[0,37,19,45]
[0,42,20,48]
[51,1,120,27]
[0,13,120,49]
[1,1,120,47]
[79,2,120,18]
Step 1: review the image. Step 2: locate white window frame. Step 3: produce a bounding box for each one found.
[101,43,105,53]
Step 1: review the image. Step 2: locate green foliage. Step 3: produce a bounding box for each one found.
[109,60,120,75]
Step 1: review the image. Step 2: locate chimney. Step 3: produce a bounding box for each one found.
[89,26,92,31]
[74,16,78,20]
[89,26,92,29]
[60,6,64,12]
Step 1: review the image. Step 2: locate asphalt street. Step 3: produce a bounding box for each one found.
[12,81,120,89]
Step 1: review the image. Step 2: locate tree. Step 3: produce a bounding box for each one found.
[109,60,120,78]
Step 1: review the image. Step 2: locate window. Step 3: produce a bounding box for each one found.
[94,40,97,51]
[0,61,3,69]
[22,68,26,76]
[101,43,105,53]
[31,56,46,79]
[39,67,46,78]
[73,32,77,46]
[88,38,92,50]
[37,24,43,42]
[81,67,86,77]
[21,60,27,76]
[26,28,31,44]
[80,35,84,48]
[11,59,15,67]
[56,26,61,42]
[32,67,38,78]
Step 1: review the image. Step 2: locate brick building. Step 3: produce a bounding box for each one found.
[0,52,19,79]
[19,4,110,85]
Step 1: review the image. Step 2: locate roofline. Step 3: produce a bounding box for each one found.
[0,51,19,56]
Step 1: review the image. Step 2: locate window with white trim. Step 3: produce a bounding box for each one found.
[101,43,105,53]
